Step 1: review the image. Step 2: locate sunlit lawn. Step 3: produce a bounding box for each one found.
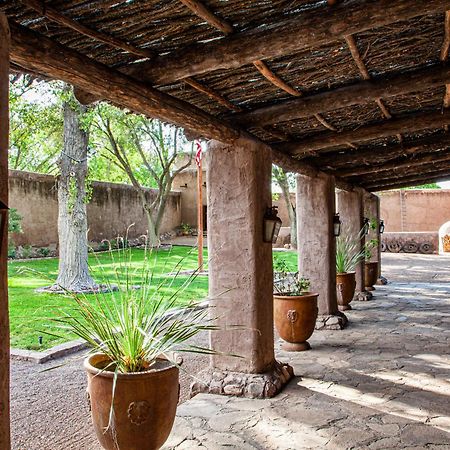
[8,246,298,351]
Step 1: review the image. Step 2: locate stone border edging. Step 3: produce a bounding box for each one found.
[10,300,210,364]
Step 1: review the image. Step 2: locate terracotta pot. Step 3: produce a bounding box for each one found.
[365,261,379,290]
[336,272,356,311]
[274,292,319,351]
[85,354,179,450]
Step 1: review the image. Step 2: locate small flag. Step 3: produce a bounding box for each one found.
[195,141,203,167]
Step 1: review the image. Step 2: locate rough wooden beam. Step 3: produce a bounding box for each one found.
[313,133,450,168]
[366,171,450,192]
[179,0,233,34]
[232,64,450,127]
[19,0,154,59]
[10,21,240,144]
[126,0,450,85]
[183,77,242,112]
[278,110,450,156]
[364,167,450,191]
[252,60,301,97]
[441,10,450,60]
[0,13,9,450]
[341,150,450,177]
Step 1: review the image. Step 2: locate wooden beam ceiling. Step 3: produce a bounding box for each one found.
[366,170,450,191]
[312,133,449,169]
[124,0,450,85]
[340,150,450,178]
[232,64,450,127]
[278,110,450,156]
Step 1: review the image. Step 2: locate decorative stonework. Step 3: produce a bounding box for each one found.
[315,312,348,330]
[355,290,373,301]
[127,400,151,425]
[190,361,294,399]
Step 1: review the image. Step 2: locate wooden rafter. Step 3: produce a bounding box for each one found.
[19,0,154,59]
[441,10,450,117]
[312,133,450,168]
[127,0,448,85]
[340,150,450,177]
[231,64,450,127]
[252,60,300,97]
[278,109,450,156]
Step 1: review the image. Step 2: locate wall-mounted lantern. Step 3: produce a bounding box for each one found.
[363,217,370,235]
[379,219,385,234]
[0,201,8,254]
[333,213,341,237]
[264,206,282,243]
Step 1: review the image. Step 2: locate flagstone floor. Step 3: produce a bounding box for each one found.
[163,254,450,449]
[10,253,450,449]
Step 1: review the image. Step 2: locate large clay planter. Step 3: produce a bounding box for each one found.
[336,272,356,311]
[365,261,379,291]
[274,292,319,351]
[85,354,179,450]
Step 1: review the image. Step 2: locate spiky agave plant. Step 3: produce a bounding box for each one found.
[53,239,218,373]
[335,227,366,274]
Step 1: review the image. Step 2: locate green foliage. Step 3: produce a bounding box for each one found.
[273,255,310,296]
[8,242,16,259]
[403,183,440,190]
[21,245,33,259]
[336,228,366,274]
[8,208,22,234]
[38,247,50,257]
[364,238,378,261]
[180,223,193,234]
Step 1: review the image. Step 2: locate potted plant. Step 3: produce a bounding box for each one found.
[335,229,365,311]
[364,238,379,290]
[53,244,216,450]
[273,257,318,351]
[180,222,192,236]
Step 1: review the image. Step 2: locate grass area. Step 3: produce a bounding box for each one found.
[8,246,298,351]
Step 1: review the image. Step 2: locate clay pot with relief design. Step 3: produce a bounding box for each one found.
[85,354,179,450]
[336,271,356,311]
[364,261,379,291]
[274,293,319,351]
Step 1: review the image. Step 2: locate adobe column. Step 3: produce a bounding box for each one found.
[296,172,347,330]
[0,13,10,450]
[191,135,293,399]
[336,188,372,301]
[364,191,385,286]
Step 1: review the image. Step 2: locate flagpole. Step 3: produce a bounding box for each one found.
[196,144,204,268]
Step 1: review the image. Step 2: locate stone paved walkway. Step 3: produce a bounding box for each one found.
[163,254,450,449]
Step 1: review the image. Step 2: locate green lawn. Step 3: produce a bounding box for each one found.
[8,246,298,351]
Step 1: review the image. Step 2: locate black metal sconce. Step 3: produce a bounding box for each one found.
[0,201,8,254]
[363,217,370,235]
[263,206,282,243]
[379,219,385,234]
[333,213,341,237]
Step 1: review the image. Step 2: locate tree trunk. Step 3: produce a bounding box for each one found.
[54,99,96,291]
[280,182,297,249]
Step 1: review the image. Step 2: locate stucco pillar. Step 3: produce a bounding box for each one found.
[190,136,293,399]
[296,172,347,330]
[0,14,10,450]
[336,188,372,301]
[364,191,386,285]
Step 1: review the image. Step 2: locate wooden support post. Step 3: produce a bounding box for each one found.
[197,153,204,268]
[0,13,10,450]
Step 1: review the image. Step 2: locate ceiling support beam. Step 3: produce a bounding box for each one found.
[312,133,450,169]
[126,0,450,85]
[278,110,450,156]
[232,64,450,127]
[366,170,450,191]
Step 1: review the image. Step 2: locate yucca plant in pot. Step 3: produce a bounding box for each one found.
[273,256,318,351]
[52,242,217,450]
[335,228,366,311]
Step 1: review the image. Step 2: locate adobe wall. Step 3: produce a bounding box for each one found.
[379,189,450,232]
[9,170,181,247]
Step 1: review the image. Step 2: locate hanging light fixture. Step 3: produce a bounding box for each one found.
[379,219,385,234]
[263,206,282,243]
[363,217,370,235]
[333,213,341,237]
[0,201,8,254]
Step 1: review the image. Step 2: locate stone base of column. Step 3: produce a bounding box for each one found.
[315,312,348,330]
[376,275,388,285]
[355,290,373,301]
[189,360,294,399]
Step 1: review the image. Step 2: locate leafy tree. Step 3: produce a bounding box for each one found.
[272,165,297,248]
[91,103,193,246]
